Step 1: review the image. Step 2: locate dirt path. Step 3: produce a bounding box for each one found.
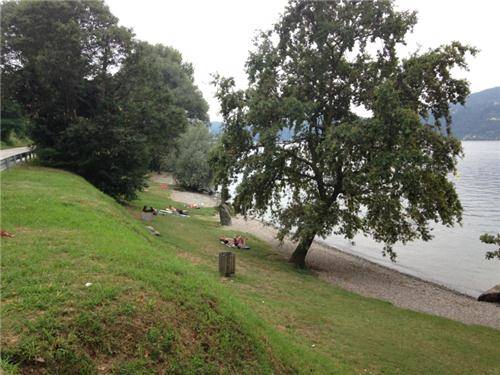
[169,190,218,208]
[150,174,218,207]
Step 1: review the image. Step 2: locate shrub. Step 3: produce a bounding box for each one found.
[174,122,214,191]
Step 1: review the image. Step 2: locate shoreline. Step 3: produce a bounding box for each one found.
[314,238,476,300]
[167,184,500,329]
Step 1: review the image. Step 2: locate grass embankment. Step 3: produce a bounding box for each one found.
[0,167,333,374]
[1,166,499,374]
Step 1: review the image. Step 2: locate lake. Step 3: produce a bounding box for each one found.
[321,141,500,297]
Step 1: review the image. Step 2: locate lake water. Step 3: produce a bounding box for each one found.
[321,141,500,297]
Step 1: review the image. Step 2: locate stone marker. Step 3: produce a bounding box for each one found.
[477,284,500,303]
[219,202,232,226]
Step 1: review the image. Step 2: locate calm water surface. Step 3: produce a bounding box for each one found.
[322,141,500,296]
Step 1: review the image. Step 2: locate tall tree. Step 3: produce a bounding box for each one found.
[1,0,132,146]
[148,44,209,123]
[1,0,149,200]
[213,0,476,267]
[115,42,209,172]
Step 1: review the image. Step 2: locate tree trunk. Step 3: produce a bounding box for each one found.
[289,233,316,268]
[220,182,230,203]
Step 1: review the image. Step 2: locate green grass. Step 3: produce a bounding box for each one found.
[1,166,499,374]
[0,166,333,374]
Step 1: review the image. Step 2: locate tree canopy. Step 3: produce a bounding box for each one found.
[1,0,208,200]
[212,0,476,267]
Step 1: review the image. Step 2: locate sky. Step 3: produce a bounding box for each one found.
[106,0,500,122]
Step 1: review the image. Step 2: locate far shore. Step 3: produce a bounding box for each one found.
[160,176,500,330]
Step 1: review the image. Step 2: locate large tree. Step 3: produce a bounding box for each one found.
[1,1,154,199]
[213,0,476,267]
[115,42,187,172]
[115,42,209,172]
[148,44,209,123]
[1,0,132,146]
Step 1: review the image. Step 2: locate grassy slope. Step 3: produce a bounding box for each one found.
[1,166,499,374]
[1,167,319,374]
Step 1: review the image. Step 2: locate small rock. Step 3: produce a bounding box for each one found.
[145,225,160,236]
[478,284,500,303]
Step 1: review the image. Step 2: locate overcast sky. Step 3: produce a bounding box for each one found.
[106,0,500,122]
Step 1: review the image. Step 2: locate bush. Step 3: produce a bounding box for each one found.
[174,122,214,191]
[52,116,150,201]
[0,98,30,143]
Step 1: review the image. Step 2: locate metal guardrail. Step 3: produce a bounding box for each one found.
[0,149,35,171]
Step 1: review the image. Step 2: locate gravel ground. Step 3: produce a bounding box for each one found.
[169,189,218,208]
[150,174,218,208]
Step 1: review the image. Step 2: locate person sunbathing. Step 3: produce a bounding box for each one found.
[234,235,249,249]
[219,235,250,249]
[169,206,189,216]
[219,236,234,246]
[0,230,14,238]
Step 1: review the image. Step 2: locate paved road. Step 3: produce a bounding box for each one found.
[0,146,31,160]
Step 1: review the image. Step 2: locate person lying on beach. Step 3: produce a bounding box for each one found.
[169,206,189,216]
[234,235,250,249]
[1,230,14,238]
[219,235,250,249]
[219,236,233,246]
[158,208,174,216]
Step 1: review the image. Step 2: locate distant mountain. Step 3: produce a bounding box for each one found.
[449,87,500,140]
[209,87,500,141]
